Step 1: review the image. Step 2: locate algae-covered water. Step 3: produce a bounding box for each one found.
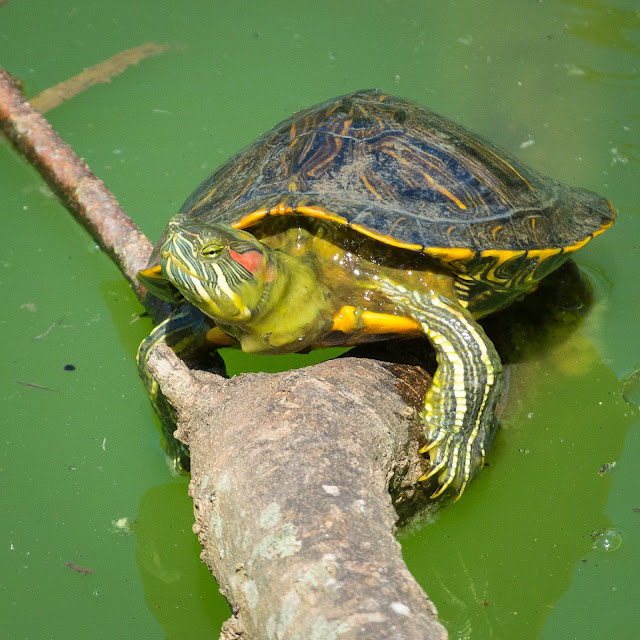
[1,0,638,638]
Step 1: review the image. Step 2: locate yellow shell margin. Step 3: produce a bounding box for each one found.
[231,201,616,265]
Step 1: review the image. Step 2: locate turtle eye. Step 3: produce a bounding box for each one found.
[200,243,224,259]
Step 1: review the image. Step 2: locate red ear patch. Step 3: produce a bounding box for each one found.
[229,249,264,274]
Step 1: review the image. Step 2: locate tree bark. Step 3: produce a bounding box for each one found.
[148,346,446,639]
[1,66,448,639]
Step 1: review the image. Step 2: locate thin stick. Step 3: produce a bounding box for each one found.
[30,43,169,113]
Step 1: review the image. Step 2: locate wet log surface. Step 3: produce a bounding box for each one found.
[149,346,446,639]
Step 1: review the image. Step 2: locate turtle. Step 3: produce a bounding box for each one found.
[137,89,615,497]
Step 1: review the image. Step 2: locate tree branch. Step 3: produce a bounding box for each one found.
[1,65,448,639]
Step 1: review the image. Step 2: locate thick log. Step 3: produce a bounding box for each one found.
[148,345,446,639]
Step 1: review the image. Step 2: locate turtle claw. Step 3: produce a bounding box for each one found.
[418,458,446,482]
[429,471,455,498]
[430,483,450,499]
[419,430,444,454]
[424,441,462,498]
[419,424,481,499]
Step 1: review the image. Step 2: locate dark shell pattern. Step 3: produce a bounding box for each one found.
[174,89,614,268]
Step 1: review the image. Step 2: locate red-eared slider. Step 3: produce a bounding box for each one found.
[138,90,615,497]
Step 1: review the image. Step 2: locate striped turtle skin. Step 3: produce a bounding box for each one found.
[138,90,615,497]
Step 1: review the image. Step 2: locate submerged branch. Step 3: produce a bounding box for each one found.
[30,43,170,113]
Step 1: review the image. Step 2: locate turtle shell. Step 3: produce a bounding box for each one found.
[172,89,615,266]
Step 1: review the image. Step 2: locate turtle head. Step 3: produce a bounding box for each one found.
[138,217,274,324]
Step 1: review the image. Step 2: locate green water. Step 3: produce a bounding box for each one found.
[1,0,638,638]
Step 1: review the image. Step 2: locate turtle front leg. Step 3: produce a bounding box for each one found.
[137,304,219,470]
[417,295,503,498]
[378,284,504,498]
